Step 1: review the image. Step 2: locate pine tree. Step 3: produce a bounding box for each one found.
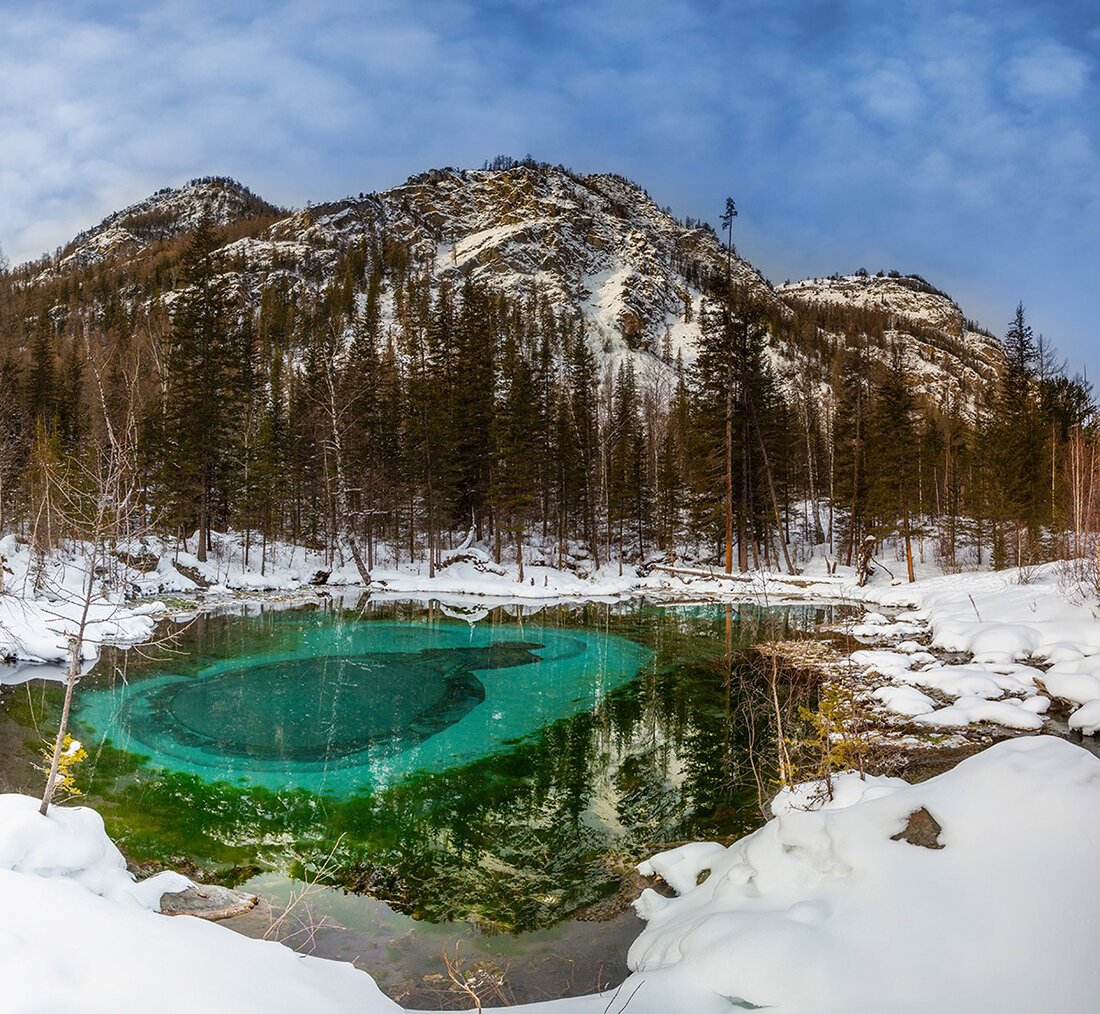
[831,340,871,566]
[0,356,26,530]
[867,345,917,580]
[607,361,649,573]
[566,328,601,567]
[492,332,539,579]
[27,319,57,428]
[993,303,1042,563]
[159,209,241,561]
[342,306,382,567]
[689,295,778,571]
[248,354,286,574]
[451,278,496,539]
[655,361,689,561]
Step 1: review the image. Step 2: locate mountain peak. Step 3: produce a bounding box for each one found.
[58,177,284,270]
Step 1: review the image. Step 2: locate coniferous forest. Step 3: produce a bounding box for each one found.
[0,170,1096,584]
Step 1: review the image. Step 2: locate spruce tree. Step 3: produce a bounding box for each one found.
[492,332,539,578]
[689,294,776,571]
[831,340,871,565]
[451,278,496,539]
[994,303,1042,562]
[867,345,917,580]
[159,209,240,561]
[566,328,601,567]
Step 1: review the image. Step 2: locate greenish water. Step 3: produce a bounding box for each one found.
[77,616,650,794]
[0,596,850,1007]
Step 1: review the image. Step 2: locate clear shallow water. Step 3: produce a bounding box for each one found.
[229,871,641,1008]
[77,618,650,794]
[0,596,852,1007]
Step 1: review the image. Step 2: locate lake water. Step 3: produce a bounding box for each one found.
[0,595,850,1008]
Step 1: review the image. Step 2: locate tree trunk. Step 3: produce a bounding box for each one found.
[40,634,81,815]
[903,482,915,583]
[515,520,525,582]
[856,536,876,587]
[197,481,208,562]
[725,390,733,574]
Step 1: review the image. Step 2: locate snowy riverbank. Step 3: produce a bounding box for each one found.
[6,528,1100,738]
[0,525,1000,665]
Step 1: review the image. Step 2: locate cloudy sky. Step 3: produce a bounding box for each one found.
[2,0,1098,374]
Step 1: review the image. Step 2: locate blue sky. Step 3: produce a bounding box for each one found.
[2,0,1098,376]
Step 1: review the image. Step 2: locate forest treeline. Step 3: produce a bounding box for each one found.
[0,210,1095,583]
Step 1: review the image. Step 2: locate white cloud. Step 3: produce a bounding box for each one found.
[1009,41,1090,103]
[859,64,926,123]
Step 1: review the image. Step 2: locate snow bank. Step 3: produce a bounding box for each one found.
[0,795,402,1014]
[801,563,1100,736]
[0,536,162,664]
[0,794,189,908]
[1,532,644,668]
[622,737,1100,1014]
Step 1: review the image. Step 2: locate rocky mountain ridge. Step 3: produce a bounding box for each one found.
[30,165,1006,409]
[57,177,284,271]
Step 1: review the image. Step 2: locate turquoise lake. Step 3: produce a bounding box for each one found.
[0,596,851,1007]
[77,617,651,795]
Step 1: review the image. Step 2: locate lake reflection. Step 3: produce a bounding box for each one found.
[3,596,851,940]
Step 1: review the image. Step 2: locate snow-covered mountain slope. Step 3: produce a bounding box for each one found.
[32,165,1005,406]
[57,177,284,270]
[253,164,780,364]
[777,272,1004,409]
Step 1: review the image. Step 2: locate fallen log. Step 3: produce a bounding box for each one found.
[647,563,827,589]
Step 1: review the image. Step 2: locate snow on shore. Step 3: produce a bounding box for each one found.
[638,552,1100,737]
[809,564,1100,736]
[621,736,1100,1014]
[0,793,402,1014]
[0,535,162,666]
[0,533,641,665]
[1,736,1097,1013]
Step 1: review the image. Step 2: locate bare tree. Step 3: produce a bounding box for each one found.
[39,357,148,814]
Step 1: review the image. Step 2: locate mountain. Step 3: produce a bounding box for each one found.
[7,161,1077,583]
[776,272,1004,410]
[24,163,1005,409]
[56,177,284,271]
[212,164,783,368]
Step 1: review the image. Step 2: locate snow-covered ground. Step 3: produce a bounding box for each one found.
[0,793,398,1014]
[2,736,1097,1013]
[641,549,1100,738]
[0,531,643,665]
[820,563,1100,738]
[0,534,164,667]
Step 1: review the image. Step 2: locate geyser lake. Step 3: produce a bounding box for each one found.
[0,596,850,1008]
